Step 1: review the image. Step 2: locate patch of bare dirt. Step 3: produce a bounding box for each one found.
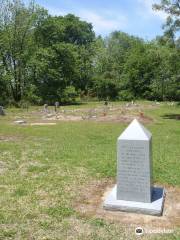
[96,114,153,124]
[16,105,154,124]
[45,115,82,122]
[74,179,180,229]
[40,111,153,124]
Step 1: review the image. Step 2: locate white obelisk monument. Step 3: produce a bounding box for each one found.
[104,119,165,216]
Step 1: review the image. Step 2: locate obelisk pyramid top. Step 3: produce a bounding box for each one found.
[118,119,152,141]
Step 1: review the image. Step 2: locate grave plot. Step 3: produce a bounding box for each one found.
[39,104,154,124]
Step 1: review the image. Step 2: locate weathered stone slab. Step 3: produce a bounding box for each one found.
[14,120,26,124]
[104,185,165,216]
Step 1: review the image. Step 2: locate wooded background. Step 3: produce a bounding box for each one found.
[0,0,179,105]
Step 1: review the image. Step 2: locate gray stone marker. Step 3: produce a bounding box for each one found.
[44,104,48,113]
[104,119,165,216]
[55,101,59,112]
[0,106,5,116]
[117,119,152,203]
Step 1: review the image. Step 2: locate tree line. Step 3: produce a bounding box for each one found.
[0,0,179,106]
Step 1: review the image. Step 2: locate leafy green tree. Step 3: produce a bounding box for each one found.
[0,0,47,103]
[75,44,95,94]
[153,0,180,47]
[92,32,146,100]
[93,76,119,100]
[121,43,153,99]
[35,14,95,47]
[34,14,95,102]
[93,29,180,101]
[33,43,78,103]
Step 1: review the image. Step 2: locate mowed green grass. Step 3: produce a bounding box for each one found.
[0,101,179,239]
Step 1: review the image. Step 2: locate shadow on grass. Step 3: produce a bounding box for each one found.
[162,114,180,120]
[59,101,99,106]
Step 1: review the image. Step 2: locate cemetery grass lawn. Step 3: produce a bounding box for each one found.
[0,101,179,239]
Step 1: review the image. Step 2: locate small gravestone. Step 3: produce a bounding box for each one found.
[44,104,48,113]
[55,101,59,112]
[104,119,165,215]
[0,106,5,116]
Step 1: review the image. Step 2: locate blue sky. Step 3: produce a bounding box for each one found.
[34,0,167,40]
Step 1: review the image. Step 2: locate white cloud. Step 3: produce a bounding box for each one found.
[78,9,128,35]
[47,7,67,16]
[137,0,167,20]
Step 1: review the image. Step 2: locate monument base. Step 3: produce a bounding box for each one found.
[103,185,165,216]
